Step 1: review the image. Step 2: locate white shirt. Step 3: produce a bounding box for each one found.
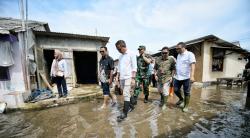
[50,59,68,77]
[118,49,137,80]
[175,50,196,80]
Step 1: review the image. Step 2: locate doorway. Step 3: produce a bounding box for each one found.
[73,51,97,84]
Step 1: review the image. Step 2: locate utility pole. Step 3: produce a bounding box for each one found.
[19,0,31,92]
[244,55,250,109]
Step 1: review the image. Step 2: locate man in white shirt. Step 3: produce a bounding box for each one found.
[174,42,196,112]
[115,40,137,122]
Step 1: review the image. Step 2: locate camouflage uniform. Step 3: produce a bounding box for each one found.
[155,56,176,86]
[133,52,151,103]
[154,56,176,107]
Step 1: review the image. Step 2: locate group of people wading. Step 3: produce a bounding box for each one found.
[98,40,196,122]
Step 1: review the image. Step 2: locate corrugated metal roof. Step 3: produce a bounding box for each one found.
[152,35,249,56]
[34,31,109,42]
[0,17,50,33]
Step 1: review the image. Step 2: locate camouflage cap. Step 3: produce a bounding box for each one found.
[138,45,146,50]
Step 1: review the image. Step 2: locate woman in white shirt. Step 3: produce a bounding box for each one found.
[50,49,68,98]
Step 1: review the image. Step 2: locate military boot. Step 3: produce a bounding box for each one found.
[162,96,168,111]
[159,93,164,107]
[182,96,190,112]
[144,95,149,103]
[131,95,138,105]
[129,97,135,112]
[117,101,130,122]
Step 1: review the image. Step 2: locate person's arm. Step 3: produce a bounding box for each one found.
[189,52,196,82]
[142,54,152,64]
[171,57,176,77]
[131,54,137,78]
[109,58,115,84]
[154,60,159,81]
[190,63,195,82]
[117,57,121,81]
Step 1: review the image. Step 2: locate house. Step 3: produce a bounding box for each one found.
[0,17,50,108]
[152,35,249,83]
[34,31,109,88]
[0,17,109,108]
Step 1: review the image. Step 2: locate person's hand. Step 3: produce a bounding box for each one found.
[169,77,173,83]
[109,79,112,85]
[155,75,158,81]
[131,78,136,87]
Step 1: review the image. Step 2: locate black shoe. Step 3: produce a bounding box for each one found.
[117,113,127,122]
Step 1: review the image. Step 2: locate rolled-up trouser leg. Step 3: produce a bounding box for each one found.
[120,79,132,102]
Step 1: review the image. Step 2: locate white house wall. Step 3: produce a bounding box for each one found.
[202,42,247,82]
[224,51,246,77]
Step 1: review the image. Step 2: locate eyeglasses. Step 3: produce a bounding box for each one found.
[138,49,142,51]
[176,48,181,51]
[162,52,169,55]
[116,47,122,51]
[100,51,105,53]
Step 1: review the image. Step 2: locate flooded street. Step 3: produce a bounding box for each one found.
[0,85,250,138]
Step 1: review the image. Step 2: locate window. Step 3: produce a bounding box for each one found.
[0,67,10,81]
[212,48,225,72]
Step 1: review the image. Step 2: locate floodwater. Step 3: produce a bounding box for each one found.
[0,85,250,138]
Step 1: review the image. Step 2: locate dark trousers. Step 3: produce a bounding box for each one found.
[55,76,68,96]
[174,79,191,97]
[151,74,157,87]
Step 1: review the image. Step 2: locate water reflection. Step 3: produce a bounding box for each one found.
[0,86,249,137]
[148,101,161,137]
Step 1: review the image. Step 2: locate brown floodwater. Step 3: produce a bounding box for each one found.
[0,85,249,138]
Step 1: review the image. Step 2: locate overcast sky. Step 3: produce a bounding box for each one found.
[1,0,249,59]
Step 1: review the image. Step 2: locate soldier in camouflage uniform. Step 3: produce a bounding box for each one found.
[154,47,176,110]
[133,45,152,104]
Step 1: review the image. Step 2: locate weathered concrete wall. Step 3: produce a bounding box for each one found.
[0,41,25,92]
[35,35,103,86]
[0,40,26,108]
[202,42,247,82]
